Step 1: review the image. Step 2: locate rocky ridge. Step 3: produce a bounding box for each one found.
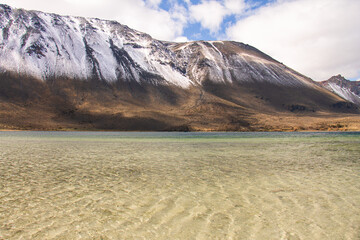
[320,75,360,105]
[0,4,313,88]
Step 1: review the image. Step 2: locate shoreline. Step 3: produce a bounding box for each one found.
[1,128,359,133]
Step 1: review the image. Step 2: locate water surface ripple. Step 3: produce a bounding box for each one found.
[0,132,359,239]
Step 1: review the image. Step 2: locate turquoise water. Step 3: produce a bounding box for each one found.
[0,131,359,239]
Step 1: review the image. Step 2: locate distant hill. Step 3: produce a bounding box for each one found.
[320,75,360,105]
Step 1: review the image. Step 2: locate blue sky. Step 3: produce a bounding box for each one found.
[159,0,214,41]
[1,0,360,81]
[158,0,276,41]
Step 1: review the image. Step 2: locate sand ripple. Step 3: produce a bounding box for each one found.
[0,132,359,239]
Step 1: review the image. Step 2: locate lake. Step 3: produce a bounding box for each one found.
[0,131,359,239]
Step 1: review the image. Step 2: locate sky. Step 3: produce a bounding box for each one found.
[1,0,360,81]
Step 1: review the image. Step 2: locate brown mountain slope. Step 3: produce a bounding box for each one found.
[0,71,359,131]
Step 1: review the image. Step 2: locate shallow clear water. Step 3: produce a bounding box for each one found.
[0,131,359,239]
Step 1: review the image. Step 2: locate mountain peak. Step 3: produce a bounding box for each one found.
[0,4,315,88]
[321,75,360,105]
[0,4,11,9]
[328,74,347,82]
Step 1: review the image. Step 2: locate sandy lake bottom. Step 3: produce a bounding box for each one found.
[0,131,359,239]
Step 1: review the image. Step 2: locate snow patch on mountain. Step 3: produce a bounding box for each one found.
[320,75,360,105]
[327,82,360,103]
[0,4,318,89]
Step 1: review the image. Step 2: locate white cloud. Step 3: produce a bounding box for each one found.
[1,0,187,41]
[190,1,226,32]
[226,0,360,81]
[113,1,186,41]
[63,0,105,6]
[145,0,162,8]
[224,0,245,14]
[174,36,190,42]
[189,0,245,34]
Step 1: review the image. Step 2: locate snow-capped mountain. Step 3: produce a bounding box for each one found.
[0,4,193,87]
[320,75,360,105]
[0,4,313,88]
[0,4,358,131]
